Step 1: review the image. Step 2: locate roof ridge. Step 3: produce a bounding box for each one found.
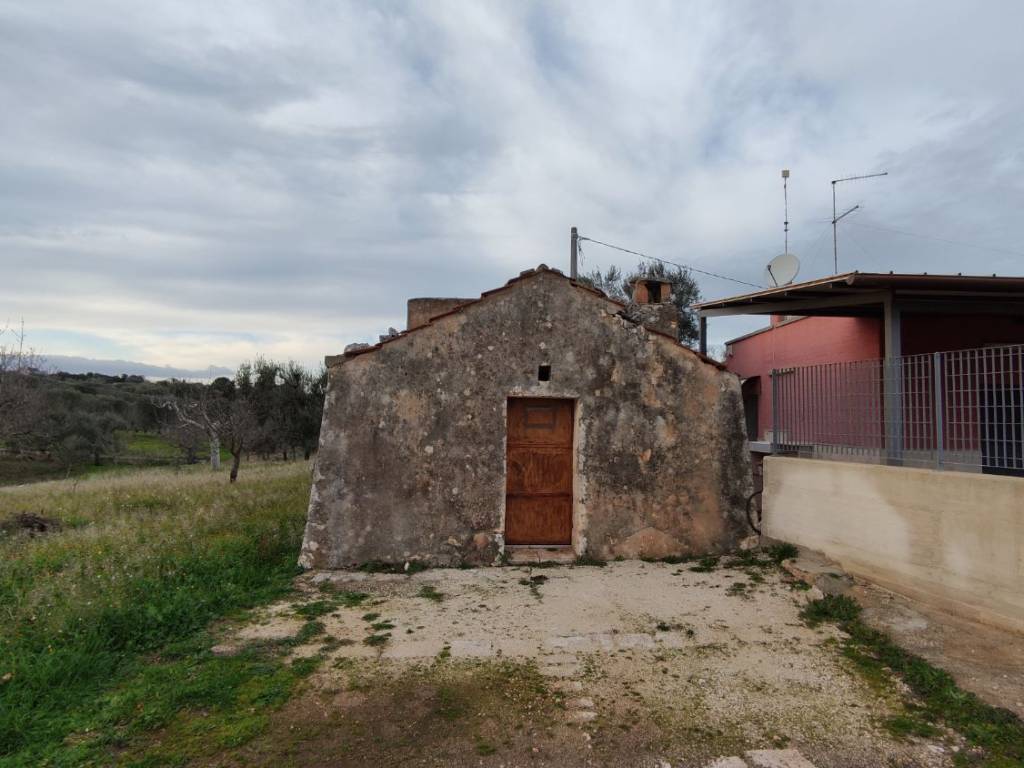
[331,264,725,371]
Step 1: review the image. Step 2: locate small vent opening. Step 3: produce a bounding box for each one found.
[538,364,551,382]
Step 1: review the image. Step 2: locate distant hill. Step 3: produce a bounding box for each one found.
[41,355,234,381]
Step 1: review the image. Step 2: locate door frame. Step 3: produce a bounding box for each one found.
[500,395,579,550]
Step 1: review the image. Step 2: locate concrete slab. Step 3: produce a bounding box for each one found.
[227,561,957,767]
[745,748,818,768]
[505,546,576,564]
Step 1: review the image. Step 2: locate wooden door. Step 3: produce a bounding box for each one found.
[505,398,574,545]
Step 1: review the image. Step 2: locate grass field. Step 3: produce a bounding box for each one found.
[0,432,232,487]
[0,460,312,767]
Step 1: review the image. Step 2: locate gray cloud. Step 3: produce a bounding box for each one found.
[2,0,1023,367]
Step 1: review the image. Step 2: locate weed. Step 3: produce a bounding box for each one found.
[800,594,861,626]
[295,599,337,619]
[575,554,607,567]
[475,739,497,755]
[519,574,548,601]
[436,644,452,662]
[883,714,940,739]
[434,684,468,720]
[291,620,326,645]
[364,633,391,647]
[417,584,445,603]
[371,621,396,631]
[802,595,1024,764]
[361,611,381,622]
[689,555,720,573]
[335,590,371,608]
[658,554,693,564]
[319,636,349,653]
[765,542,799,564]
[727,549,765,568]
[726,582,749,597]
[358,560,430,575]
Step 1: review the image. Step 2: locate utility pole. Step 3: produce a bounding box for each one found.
[831,171,887,273]
[570,226,578,279]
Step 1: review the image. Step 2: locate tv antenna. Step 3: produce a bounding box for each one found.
[831,171,888,273]
[781,169,790,254]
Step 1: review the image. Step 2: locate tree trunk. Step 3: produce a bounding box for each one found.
[210,436,221,470]
[304,448,311,460]
[229,450,241,483]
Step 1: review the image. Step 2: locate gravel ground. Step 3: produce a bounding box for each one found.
[217,560,962,767]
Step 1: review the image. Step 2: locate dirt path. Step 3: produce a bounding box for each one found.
[211,560,961,768]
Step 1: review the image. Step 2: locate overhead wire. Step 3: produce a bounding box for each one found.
[576,235,763,289]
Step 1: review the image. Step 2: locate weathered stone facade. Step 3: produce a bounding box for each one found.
[300,266,752,569]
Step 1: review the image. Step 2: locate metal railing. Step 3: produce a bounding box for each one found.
[771,344,1024,476]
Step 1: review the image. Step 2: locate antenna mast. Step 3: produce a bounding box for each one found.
[781,169,790,253]
[831,171,888,272]
[570,226,578,279]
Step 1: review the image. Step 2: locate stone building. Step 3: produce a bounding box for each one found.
[299,265,751,569]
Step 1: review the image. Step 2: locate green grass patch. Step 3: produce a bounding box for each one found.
[726,581,749,597]
[294,599,337,619]
[0,461,312,765]
[574,554,607,567]
[883,713,940,739]
[335,589,370,607]
[119,430,179,459]
[518,574,548,601]
[801,595,1024,765]
[689,555,719,573]
[417,584,445,603]
[765,542,799,564]
[799,594,862,626]
[474,739,497,755]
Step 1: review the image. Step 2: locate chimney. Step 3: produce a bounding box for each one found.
[406,297,474,330]
[630,277,678,338]
[631,278,673,305]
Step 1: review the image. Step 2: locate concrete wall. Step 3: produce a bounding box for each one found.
[763,456,1024,633]
[300,269,752,569]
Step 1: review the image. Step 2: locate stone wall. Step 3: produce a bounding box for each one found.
[301,269,751,568]
[763,456,1024,633]
[406,297,473,330]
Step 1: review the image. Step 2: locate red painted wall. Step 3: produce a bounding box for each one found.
[901,314,1024,356]
[725,316,882,440]
[724,312,1024,441]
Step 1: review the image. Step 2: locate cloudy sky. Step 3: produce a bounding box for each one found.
[2,1,1023,372]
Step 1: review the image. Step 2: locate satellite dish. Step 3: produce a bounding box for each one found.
[764,252,800,287]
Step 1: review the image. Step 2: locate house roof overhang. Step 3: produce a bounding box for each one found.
[693,272,1024,318]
